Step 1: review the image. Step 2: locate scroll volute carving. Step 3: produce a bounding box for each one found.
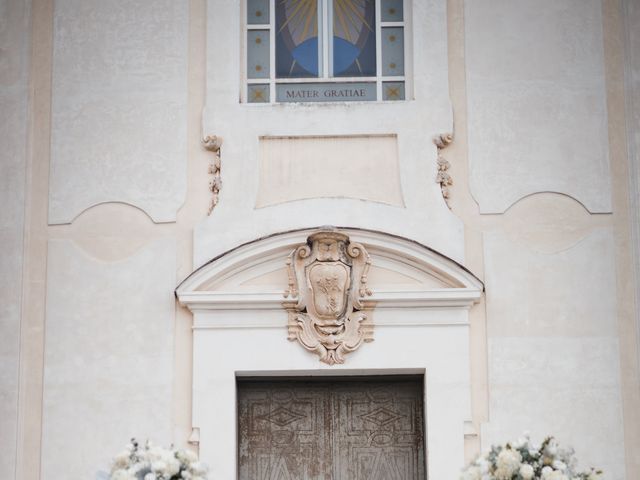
[283,230,373,365]
[434,133,453,208]
[203,135,222,215]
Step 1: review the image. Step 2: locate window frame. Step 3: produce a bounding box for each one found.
[242,0,410,104]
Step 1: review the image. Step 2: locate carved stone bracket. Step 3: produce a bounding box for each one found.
[434,133,453,208]
[188,427,200,446]
[203,135,223,215]
[283,230,373,365]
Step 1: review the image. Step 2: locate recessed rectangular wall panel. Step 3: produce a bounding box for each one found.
[482,229,625,478]
[41,239,176,479]
[49,0,188,223]
[465,0,611,213]
[256,135,404,208]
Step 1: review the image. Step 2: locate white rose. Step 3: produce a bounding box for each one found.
[542,469,569,480]
[519,464,535,480]
[546,441,558,456]
[176,450,193,463]
[111,454,130,471]
[111,471,136,480]
[147,447,163,462]
[553,460,567,471]
[165,458,181,476]
[109,469,125,480]
[152,461,167,473]
[496,448,522,479]
[460,466,481,480]
[144,474,157,480]
[183,450,198,463]
[190,462,208,475]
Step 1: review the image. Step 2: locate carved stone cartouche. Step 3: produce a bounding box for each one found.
[283,230,373,365]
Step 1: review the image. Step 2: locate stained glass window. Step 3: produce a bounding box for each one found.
[332,0,376,77]
[276,1,320,78]
[245,0,406,102]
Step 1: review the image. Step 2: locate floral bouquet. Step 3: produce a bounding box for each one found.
[460,434,603,480]
[108,438,209,480]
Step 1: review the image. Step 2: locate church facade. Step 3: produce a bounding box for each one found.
[2,0,640,479]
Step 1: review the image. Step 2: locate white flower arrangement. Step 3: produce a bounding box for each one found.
[460,434,603,480]
[108,438,209,480]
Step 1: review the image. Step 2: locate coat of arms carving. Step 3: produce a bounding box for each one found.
[283,230,373,364]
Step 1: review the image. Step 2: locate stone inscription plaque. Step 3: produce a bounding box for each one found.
[276,82,377,103]
[237,377,426,480]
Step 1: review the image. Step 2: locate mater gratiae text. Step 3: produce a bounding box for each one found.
[285,88,368,99]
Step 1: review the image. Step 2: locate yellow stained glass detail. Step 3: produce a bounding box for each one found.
[385,86,399,99]
[278,0,319,43]
[333,0,372,44]
[251,88,266,101]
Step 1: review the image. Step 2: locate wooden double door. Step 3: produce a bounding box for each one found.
[237,377,426,480]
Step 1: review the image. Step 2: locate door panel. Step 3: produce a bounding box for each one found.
[238,378,425,480]
[332,381,425,480]
[238,382,333,480]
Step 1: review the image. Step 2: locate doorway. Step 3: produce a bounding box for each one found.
[237,376,426,480]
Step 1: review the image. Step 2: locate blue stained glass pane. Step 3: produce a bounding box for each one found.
[381,26,404,76]
[276,0,320,78]
[247,30,270,79]
[381,0,403,22]
[247,0,270,24]
[332,0,376,77]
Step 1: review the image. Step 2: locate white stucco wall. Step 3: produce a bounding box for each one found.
[2,0,639,478]
[49,0,189,224]
[465,0,611,214]
[42,239,176,478]
[482,228,625,479]
[0,0,30,477]
[622,0,640,376]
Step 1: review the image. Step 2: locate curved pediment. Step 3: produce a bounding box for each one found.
[176,228,483,311]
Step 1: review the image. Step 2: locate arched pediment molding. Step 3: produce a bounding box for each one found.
[176,227,483,312]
